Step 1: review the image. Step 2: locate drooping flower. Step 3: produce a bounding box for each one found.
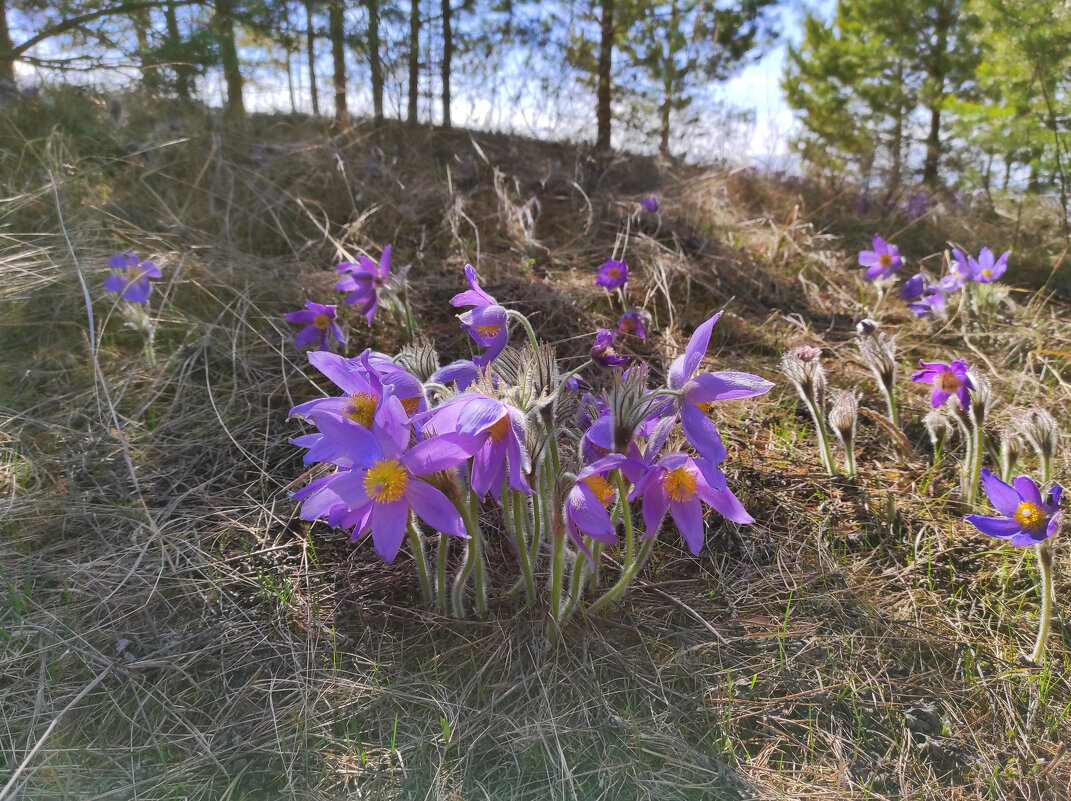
[967,247,1009,283]
[564,453,634,553]
[912,359,974,410]
[640,196,659,213]
[668,312,774,464]
[104,252,162,304]
[617,307,652,339]
[596,259,628,289]
[900,273,926,301]
[284,300,344,351]
[418,393,531,499]
[965,469,1062,546]
[858,235,902,280]
[591,328,628,369]
[335,245,392,324]
[450,264,509,367]
[632,453,753,554]
[292,400,481,562]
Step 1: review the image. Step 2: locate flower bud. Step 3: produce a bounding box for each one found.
[394,336,440,382]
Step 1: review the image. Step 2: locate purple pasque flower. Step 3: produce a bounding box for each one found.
[290,350,427,441]
[104,252,162,304]
[430,358,480,391]
[292,398,481,562]
[858,235,902,281]
[596,259,628,289]
[450,264,509,368]
[965,469,1062,546]
[617,307,652,339]
[284,300,344,351]
[632,452,753,554]
[335,245,392,324]
[967,247,1009,283]
[640,196,659,213]
[666,312,774,464]
[912,358,974,410]
[907,285,947,318]
[900,273,926,301]
[946,248,971,290]
[417,393,531,500]
[591,328,628,369]
[565,453,632,554]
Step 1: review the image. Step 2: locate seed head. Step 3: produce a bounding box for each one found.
[780,344,826,408]
[1019,406,1059,462]
[394,336,440,382]
[855,322,897,393]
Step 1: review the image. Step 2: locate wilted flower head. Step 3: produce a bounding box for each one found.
[640,196,659,213]
[855,321,896,393]
[1019,407,1059,462]
[617,307,652,339]
[858,235,902,281]
[596,259,628,289]
[450,264,509,367]
[336,245,392,323]
[285,300,344,351]
[591,328,628,369]
[965,470,1062,547]
[104,252,162,304]
[394,336,441,382]
[780,344,826,407]
[912,359,974,410]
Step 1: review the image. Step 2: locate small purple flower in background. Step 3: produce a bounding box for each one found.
[285,300,344,351]
[617,307,652,339]
[907,286,947,318]
[640,196,659,213]
[591,328,628,369]
[632,453,753,554]
[450,264,509,367]
[965,469,1062,546]
[912,358,974,410]
[104,252,162,304]
[900,273,926,301]
[596,259,628,289]
[858,235,902,281]
[967,247,1009,283]
[901,192,932,221]
[336,245,392,324]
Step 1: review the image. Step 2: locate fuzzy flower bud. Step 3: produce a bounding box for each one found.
[924,409,955,451]
[1019,407,1059,463]
[394,336,440,382]
[827,389,859,476]
[779,344,826,409]
[999,428,1024,483]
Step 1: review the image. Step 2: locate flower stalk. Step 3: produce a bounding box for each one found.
[1030,542,1055,664]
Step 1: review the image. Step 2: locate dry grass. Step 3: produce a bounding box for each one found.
[2,90,1071,800]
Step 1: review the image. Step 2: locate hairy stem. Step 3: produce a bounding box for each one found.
[1030,542,1055,664]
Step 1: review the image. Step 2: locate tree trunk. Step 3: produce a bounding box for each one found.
[658,0,678,158]
[329,0,348,121]
[305,0,319,116]
[215,0,245,124]
[441,0,452,128]
[0,0,15,85]
[366,0,383,123]
[407,0,419,124]
[596,0,614,153]
[164,1,193,100]
[922,5,949,187]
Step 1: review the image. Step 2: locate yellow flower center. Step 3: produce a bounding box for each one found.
[878,253,892,268]
[982,268,992,278]
[343,392,378,427]
[695,401,715,415]
[363,458,409,503]
[935,370,961,394]
[475,324,501,339]
[661,466,698,503]
[607,267,621,279]
[582,474,615,507]
[313,313,331,330]
[1014,501,1043,530]
[401,397,421,416]
[488,414,511,442]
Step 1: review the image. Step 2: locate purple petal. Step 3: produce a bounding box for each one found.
[1012,475,1044,508]
[980,469,1022,517]
[470,439,506,498]
[370,501,409,562]
[404,432,484,475]
[640,479,670,538]
[965,514,1023,540]
[669,498,705,554]
[858,251,879,267]
[686,371,774,402]
[680,312,723,384]
[681,404,728,465]
[372,394,410,456]
[406,480,466,537]
[104,273,127,293]
[698,483,754,524]
[285,310,316,324]
[295,325,321,348]
[456,396,507,435]
[1046,511,1062,539]
[569,484,617,543]
[122,278,152,303]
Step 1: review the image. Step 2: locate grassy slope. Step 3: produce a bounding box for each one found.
[2,91,1071,800]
